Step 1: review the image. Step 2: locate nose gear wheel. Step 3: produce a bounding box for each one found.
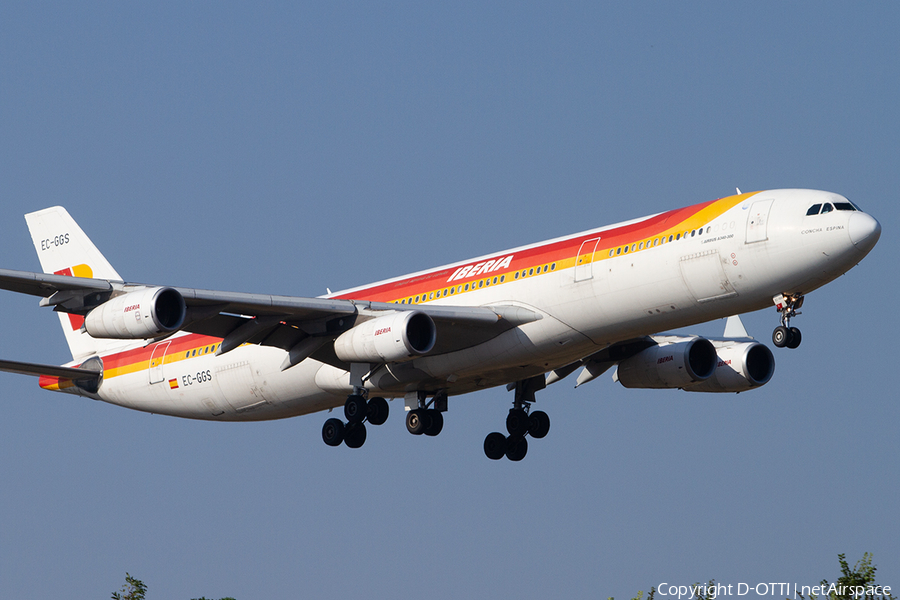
[772,294,804,349]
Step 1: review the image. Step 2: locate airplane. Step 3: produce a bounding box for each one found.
[0,189,881,461]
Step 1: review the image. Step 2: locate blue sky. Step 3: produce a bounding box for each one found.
[1,3,897,599]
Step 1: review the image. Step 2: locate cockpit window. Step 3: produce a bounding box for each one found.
[821,203,834,214]
[833,202,857,211]
[806,204,822,216]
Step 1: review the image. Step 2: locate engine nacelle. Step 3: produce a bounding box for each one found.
[333,311,436,363]
[615,337,717,389]
[84,287,186,339]
[683,341,775,393]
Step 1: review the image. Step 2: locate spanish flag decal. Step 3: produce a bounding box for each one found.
[168,378,179,389]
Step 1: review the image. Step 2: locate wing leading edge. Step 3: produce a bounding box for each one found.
[0,268,542,369]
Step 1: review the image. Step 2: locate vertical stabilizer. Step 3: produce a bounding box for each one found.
[25,207,125,361]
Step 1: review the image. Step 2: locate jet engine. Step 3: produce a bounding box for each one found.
[683,341,775,393]
[615,337,717,389]
[84,287,186,339]
[333,310,436,363]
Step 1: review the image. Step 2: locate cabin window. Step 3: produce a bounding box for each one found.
[528,268,534,275]
[668,235,674,242]
[464,284,470,291]
[493,277,499,284]
[616,247,621,255]
[638,242,644,250]
[515,272,519,279]
[609,249,614,257]
[551,263,556,270]
[675,233,681,240]
[623,245,629,254]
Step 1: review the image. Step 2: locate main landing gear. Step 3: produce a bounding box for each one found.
[484,376,550,462]
[405,390,446,437]
[321,393,390,449]
[772,293,804,349]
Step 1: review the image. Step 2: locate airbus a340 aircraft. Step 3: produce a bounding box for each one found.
[0,189,881,460]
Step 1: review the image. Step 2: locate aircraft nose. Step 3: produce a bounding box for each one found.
[848,212,882,252]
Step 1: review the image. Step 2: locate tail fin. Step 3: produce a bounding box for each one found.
[25,207,126,361]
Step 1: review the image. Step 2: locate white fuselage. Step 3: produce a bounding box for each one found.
[65,189,879,420]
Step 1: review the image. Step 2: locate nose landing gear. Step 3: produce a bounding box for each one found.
[772,293,804,349]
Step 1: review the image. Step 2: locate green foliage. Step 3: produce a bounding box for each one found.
[805,553,897,600]
[111,573,236,600]
[111,573,147,600]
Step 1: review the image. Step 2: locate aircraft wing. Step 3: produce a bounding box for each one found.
[0,269,540,366]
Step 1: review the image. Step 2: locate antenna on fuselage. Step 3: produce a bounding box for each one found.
[736,187,742,195]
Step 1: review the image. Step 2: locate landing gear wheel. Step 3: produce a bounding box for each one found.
[528,410,550,439]
[344,422,367,448]
[322,418,345,447]
[787,327,802,349]
[505,435,528,461]
[366,396,389,425]
[406,408,428,435]
[506,408,529,437]
[424,410,443,436]
[772,325,789,348]
[484,432,508,460]
[344,394,367,423]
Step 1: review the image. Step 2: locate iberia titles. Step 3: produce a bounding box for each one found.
[446,255,514,283]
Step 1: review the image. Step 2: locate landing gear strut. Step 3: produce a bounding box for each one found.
[772,293,804,349]
[483,375,550,462]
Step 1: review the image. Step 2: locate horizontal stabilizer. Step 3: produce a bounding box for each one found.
[0,358,100,381]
